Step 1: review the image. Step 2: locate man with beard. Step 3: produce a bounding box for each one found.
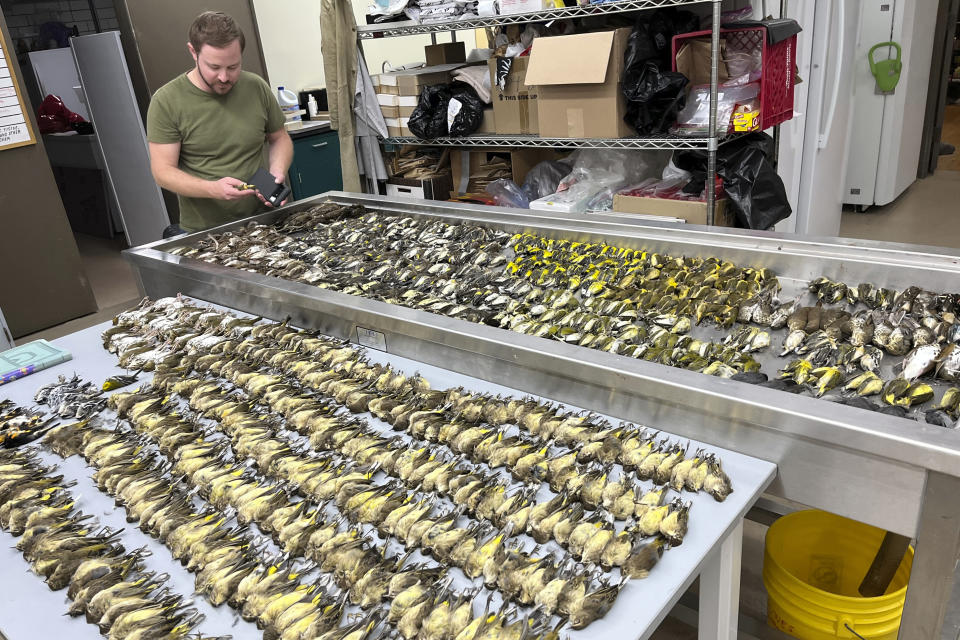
[147,11,293,233]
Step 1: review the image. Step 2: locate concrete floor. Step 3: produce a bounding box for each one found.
[10,164,960,638]
[840,170,960,248]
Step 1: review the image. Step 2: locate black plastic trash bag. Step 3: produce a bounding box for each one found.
[408,83,484,139]
[448,84,485,137]
[623,9,698,72]
[621,9,699,135]
[623,62,688,135]
[408,84,451,139]
[675,133,792,230]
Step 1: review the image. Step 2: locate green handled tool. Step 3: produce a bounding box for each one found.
[868,41,902,93]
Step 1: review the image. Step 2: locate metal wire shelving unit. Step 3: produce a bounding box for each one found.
[382,134,722,150]
[364,0,724,223]
[360,0,706,38]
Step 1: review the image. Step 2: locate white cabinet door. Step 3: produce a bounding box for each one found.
[794,0,862,237]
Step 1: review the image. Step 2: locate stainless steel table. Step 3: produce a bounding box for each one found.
[0,314,775,640]
[122,192,960,640]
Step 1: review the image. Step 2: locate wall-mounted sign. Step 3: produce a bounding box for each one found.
[0,26,37,151]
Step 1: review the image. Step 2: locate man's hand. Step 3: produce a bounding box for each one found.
[260,170,288,207]
[210,177,258,201]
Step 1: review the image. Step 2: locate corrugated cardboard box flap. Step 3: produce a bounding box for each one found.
[525,31,615,86]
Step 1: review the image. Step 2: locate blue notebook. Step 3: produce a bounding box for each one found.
[0,340,73,386]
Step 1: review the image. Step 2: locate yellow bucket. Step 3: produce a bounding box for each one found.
[763,510,913,640]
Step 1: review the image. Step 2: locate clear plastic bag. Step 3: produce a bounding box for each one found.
[486,179,530,208]
[530,169,624,213]
[671,82,760,136]
[725,50,762,81]
[584,181,629,212]
[720,5,754,24]
[521,159,573,200]
[367,0,411,18]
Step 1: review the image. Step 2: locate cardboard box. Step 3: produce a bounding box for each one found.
[399,105,415,118]
[612,194,734,226]
[449,148,563,194]
[381,105,400,119]
[489,57,539,135]
[379,63,464,97]
[385,117,403,137]
[675,38,728,88]
[387,173,453,200]
[450,150,510,194]
[499,0,546,14]
[377,94,398,106]
[524,28,633,138]
[477,108,495,134]
[425,41,466,66]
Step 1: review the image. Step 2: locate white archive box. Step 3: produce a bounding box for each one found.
[386,183,425,199]
[377,94,398,106]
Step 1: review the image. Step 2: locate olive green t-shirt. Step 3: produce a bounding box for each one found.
[146,71,286,232]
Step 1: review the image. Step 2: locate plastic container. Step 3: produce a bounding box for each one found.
[672,26,797,130]
[763,510,913,640]
[277,86,301,123]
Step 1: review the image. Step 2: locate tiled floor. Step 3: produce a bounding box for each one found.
[840,170,960,248]
[16,233,142,345]
[10,163,960,638]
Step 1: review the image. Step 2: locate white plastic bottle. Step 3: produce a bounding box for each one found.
[307,94,319,119]
[277,86,301,123]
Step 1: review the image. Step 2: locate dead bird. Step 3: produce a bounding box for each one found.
[102,372,142,392]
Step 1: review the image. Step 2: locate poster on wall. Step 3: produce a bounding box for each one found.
[0,26,37,151]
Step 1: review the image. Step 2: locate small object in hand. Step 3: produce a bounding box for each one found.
[235,183,257,191]
[248,167,291,206]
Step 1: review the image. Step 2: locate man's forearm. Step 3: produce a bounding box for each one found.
[153,164,216,199]
[268,132,294,179]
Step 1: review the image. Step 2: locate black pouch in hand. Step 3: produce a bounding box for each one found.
[249,168,291,206]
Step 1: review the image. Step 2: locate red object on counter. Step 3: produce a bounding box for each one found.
[37,94,88,134]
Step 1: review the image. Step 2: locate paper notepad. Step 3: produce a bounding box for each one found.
[0,340,72,385]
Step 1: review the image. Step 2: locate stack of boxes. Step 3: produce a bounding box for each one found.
[373,63,465,137]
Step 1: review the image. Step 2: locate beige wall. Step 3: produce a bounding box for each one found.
[252,0,477,91]
[252,0,326,92]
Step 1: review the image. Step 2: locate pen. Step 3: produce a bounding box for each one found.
[0,365,35,386]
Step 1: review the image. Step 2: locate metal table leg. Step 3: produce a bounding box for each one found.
[899,471,960,640]
[699,520,744,640]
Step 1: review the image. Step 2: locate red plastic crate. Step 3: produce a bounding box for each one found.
[671,26,796,131]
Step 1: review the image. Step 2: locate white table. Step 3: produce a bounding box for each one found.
[0,316,776,640]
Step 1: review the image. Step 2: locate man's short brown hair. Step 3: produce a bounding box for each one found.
[189,11,245,53]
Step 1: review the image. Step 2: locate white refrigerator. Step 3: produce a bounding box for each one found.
[775,0,862,237]
[843,0,938,209]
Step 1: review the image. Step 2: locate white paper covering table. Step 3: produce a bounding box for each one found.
[0,311,776,640]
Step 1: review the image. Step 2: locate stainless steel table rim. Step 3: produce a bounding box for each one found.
[124,191,960,640]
